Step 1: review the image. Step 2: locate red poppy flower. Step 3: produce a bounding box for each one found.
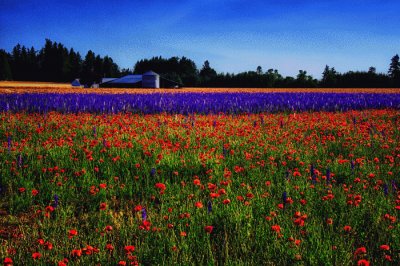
[223,199,231,205]
[379,244,390,251]
[106,243,114,252]
[32,252,41,260]
[68,229,78,239]
[271,225,281,233]
[105,225,113,232]
[210,193,219,198]
[246,193,254,199]
[193,179,201,186]
[300,199,307,205]
[155,183,166,191]
[195,202,203,208]
[354,247,367,256]
[44,241,53,250]
[294,218,305,227]
[99,202,107,210]
[343,225,351,232]
[124,245,135,254]
[71,249,82,257]
[357,259,370,266]
[3,257,13,266]
[204,225,213,234]
[31,189,39,196]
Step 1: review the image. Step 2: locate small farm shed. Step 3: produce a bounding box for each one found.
[71,79,81,87]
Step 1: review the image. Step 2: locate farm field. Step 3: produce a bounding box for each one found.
[1,90,400,265]
[0,82,400,94]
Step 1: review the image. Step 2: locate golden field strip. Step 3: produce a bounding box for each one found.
[0,81,399,94]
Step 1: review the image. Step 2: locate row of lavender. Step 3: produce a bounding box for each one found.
[1,92,400,114]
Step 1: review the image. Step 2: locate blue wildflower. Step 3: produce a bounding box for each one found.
[207,201,212,214]
[142,208,147,221]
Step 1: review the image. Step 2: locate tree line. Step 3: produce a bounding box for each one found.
[0,39,126,85]
[1,39,400,87]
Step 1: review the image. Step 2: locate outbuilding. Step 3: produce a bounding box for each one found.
[71,79,81,87]
[100,71,160,88]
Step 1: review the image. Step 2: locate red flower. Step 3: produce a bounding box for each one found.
[210,193,219,198]
[379,244,390,251]
[204,225,213,234]
[134,205,142,212]
[294,218,305,227]
[3,257,13,266]
[222,199,231,205]
[354,247,367,256]
[139,220,151,231]
[105,225,113,232]
[68,229,78,239]
[218,188,226,195]
[31,189,39,196]
[32,252,41,260]
[45,206,55,213]
[195,202,203,208]
[118,261,127,266]
[18,187,25,193]
[44,241,53,250]
[357,259,370,266]
[71,249,82,257]
[271,225,281,233]
[124,245,135,254]
[99,202,107,211]
[343,225,351,232]
[155,183,166,191]
[106,243,114,252]
[368,173,375,179]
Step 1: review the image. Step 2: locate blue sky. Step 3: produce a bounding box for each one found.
[1,0,399,78]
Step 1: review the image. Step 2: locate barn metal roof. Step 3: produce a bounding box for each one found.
[101,78,117,83]
[105,75,142,84]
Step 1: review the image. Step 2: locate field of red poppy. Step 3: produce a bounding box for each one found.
[1,108,399,265]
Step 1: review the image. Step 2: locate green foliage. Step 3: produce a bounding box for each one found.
[0,49,12,80]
